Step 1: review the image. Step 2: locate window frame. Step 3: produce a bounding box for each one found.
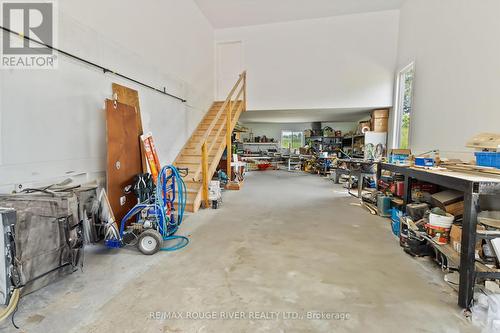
[392,61,415,149]
[281,130,304,150]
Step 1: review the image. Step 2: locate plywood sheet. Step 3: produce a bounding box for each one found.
[112,83,147,172]
[106,99,142,223]
[466,133,500,150]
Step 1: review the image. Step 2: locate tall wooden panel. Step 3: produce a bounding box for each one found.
[105,99,142,223]
[111,83,147,172]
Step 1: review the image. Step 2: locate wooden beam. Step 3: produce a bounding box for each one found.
[226,100,232,181]
[201,142,209,208]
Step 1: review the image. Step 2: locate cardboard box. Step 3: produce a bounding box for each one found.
[445,201,464,217]
[390,149,411,155]
[450,224,484,253]
[226,180,244,190]
[372,109,389,132]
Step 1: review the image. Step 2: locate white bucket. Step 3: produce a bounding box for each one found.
[429,212,455,228]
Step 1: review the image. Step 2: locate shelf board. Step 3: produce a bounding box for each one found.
[242,142,279,145]
[420,232,498,273]
[343,135,365,140]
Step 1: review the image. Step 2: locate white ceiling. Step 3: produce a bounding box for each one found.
[195,0,405,28]
[239,108,374,123]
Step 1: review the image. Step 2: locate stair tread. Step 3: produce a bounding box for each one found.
[174,98,245,212]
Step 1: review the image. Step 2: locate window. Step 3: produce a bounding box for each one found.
[393,62,415,149]
[281,130,303,150]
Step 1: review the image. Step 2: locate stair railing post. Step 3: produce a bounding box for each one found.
[226,100,232,182]
[201,141,209,208]
[243,71,247,111]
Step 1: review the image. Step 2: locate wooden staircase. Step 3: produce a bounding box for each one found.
[174,72,247,212]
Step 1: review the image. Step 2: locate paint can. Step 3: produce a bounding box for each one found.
[425,224,451,245]
[395,181,405,197]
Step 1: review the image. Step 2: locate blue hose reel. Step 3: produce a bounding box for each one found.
[105,165,189,254]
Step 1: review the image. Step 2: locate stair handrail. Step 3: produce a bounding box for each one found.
[200,71,246,207]
[197,71,246,150]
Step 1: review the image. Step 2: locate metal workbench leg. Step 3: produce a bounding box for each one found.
[404,176,412,205]
[334,170,340,184]
[376,164,382,190]
[358,173,364,200]
[458,189,480,309]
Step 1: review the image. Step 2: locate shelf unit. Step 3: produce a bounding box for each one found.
[342,134,365,158]
[305,136,343,154]
[378,162,500,309]
[240,142,280,155]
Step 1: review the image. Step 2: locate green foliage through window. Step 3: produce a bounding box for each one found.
[281,131,303,150]
[398,65,414,149]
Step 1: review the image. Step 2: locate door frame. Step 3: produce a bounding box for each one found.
[215,40,244,100]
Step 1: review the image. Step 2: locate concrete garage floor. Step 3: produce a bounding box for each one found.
[1,171,478,333]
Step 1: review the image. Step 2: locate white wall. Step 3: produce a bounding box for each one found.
[216,10,400,111]
[241,122,357,143]
[395,0,500,160]
[0,0,214,192]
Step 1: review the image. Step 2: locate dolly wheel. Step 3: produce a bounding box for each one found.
[137,229,162,255]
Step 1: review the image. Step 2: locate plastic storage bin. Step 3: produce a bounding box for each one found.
[415,157,435,167]
[391,208,402,236]
[475,152,500,169]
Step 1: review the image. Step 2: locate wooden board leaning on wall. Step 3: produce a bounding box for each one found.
[105,99,142,223]
[112,83,147,172]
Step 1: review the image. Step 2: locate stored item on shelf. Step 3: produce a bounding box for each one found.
[425,224,450,245]
[358,121,371,134]
[413,182,439,194]
[371,109,389,132]
[415,157,435,167]
[377,195,392,217]
[449,224,485,253]
[429,211,455,229]
[391,208,403,237]
[323,126,334,137]
[404,235,433,257]
[364,132,387,160]
[399,215,409,246]
[466,133,500,150]
[389,149,411,165]
[406,203,429,222]
[475,152,500,169]
[431,190,464,212]
[444,201,464,218]
[394,181,405,197]
[478,211,500,229]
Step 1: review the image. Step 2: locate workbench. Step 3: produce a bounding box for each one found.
[377,162,500,309]
[336,159,378,199]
